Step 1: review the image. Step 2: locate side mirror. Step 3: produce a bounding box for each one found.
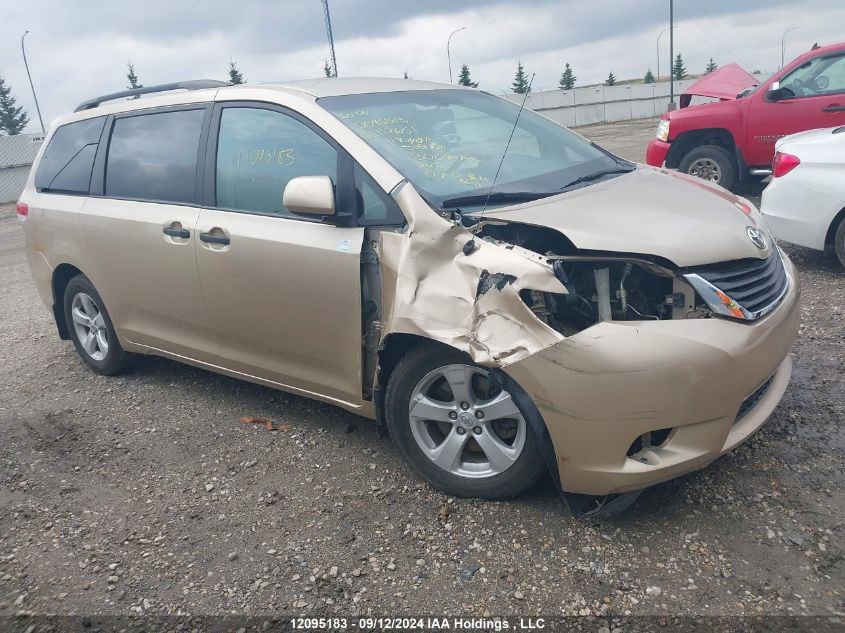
[765,88,783,101]
[283,176,336,216]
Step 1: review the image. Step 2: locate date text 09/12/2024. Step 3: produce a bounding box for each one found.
[290,616,547,630]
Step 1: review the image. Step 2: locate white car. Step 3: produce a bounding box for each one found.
[762,126,845,269]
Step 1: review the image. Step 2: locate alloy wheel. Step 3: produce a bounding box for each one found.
[688,157,722,182]
[70,292,109,361]
[408,364,526,478]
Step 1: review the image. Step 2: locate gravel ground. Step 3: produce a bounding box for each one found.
[0,120,842,624]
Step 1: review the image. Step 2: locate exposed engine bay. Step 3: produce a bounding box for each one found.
[524,259,673,333]
[474,220,705,334]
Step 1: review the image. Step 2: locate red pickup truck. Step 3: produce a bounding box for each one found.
[646,42,845,191]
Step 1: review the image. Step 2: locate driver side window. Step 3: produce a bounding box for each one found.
[215,106,338,217]
[781,53,845,98]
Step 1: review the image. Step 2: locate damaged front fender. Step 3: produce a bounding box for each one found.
[378,182,566,367]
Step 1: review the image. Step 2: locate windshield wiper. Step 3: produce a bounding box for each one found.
[560,166,635,191]
[440,191,558,209]
[589,141,633,167]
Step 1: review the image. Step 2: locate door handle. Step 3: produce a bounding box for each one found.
[822,105,845,112]
[163,227,191,239]
[199,232,230,245]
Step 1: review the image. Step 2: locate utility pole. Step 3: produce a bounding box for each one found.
[657,26,670,81]
[668,0,676,111]
[320,0,338,77]
[21,30,45,133]
[447,27,466,83]
[781,27,799,69]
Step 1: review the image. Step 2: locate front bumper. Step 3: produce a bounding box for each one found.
[645,138,671,167]
[504,255,801,496]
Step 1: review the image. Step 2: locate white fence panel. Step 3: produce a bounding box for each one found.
[500,77,726,127]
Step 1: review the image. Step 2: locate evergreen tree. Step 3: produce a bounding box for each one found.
[457,64,478,88]
[643,68,655,84]
[672,53,688,80]
[605,71,616,86]
[324,60,333,77]
[559,63,576,90]
[511,61,530,94]
[228,60,245,84]
[0,76,29,135]
[126,63,142,90]
[705,58,718,74]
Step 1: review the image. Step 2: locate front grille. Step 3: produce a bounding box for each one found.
[735,374,774,422]
[693,251,788,318]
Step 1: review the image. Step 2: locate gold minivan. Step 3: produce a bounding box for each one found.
[19,78,800,515]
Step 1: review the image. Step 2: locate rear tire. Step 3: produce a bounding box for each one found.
[834,217,845,270]
[63,275,131,375]
[385,344,545,499]
[679,145,737,191]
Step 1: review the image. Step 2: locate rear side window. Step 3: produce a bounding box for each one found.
[35,117,106,194]
[105,109,205,204]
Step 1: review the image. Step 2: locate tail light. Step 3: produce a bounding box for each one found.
[772,152,800,178]
[15,201,29,219]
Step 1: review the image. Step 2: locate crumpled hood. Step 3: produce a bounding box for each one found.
[680,63,758,107]
[484,166,770,268]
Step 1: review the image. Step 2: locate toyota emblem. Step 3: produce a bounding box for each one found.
[746,226,767,250]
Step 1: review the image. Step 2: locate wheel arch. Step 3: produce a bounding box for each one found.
[824,205,845,247]
[373,332,563,495]
[666,128,739,171]
[489,365,562,496]
[374,333,445,428]
[51,263,85,340]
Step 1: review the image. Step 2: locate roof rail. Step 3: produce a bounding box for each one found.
[74,80,230,112]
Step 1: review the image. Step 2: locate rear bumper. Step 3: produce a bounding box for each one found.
[761,178,840,251]
[645,139,671,167]
[504,254,801,496]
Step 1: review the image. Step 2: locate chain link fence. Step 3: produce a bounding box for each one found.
[0,133,44,203]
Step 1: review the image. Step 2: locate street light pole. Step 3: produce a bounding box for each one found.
[668,0,676,111]
[21,30,45,134]
[781,27,799,69]
[656,26,671,81]
[447,26,466,83]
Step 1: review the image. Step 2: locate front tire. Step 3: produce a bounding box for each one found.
[385,344,545,499]
[678,145,737,191]
[63,275,131,375]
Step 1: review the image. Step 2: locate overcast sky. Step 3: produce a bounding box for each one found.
[2,0,843,132]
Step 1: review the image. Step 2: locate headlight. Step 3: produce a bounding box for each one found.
[684,244,788,321]
[656,119,670,142]
[684,273,748,319]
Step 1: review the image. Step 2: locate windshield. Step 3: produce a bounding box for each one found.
[319,89,628,209]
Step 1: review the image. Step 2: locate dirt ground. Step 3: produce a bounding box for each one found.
[1,119,842,626]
